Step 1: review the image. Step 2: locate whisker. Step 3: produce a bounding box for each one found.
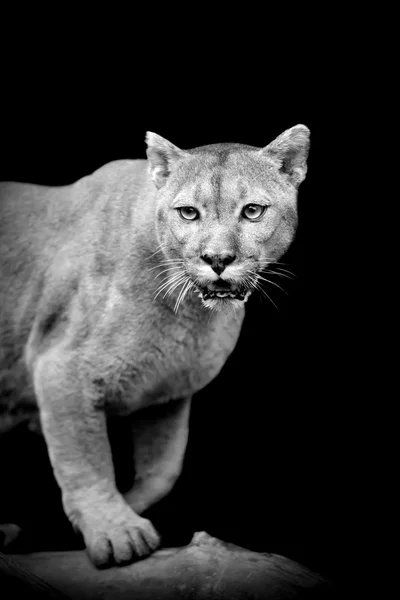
[177,280,193,313]
[154,266,184,280]
[152,258,185,264]
[252,280,279,310]
[243,275,258,292]
[258,259,294,271]
[147,259,185,273]
[146,244,169,261]
[164,275,188,299]
[154,272,186,300]
[245,273,259,288]
[182,281,194,306]
[269,261,291,267]
[155,269,185,288]
[265,270,295,280]
[251,273,287,295]
[270,267,296,276]
[244,271,280,310]
[174,278,192,313]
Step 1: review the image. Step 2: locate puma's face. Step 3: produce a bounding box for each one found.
[147,127,309,311]
[155,160,298,311]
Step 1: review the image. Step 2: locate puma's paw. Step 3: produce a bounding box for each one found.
[78,501,161,568]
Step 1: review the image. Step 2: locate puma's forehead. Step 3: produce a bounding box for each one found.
[169,145,286,207]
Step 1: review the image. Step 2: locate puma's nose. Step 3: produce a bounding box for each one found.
[201,253,236,275]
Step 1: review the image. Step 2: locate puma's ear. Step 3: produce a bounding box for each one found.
[261,124,310,187]
[145,132,187,189]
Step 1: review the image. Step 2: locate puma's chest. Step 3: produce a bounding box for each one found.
[103,308,244,414]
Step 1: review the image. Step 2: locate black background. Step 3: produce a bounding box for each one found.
[0,57,358,587]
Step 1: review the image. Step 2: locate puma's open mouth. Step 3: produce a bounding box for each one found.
[195,280,252,303]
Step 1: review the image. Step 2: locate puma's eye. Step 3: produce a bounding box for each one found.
[242,204,266,220]
[178,207,199,221]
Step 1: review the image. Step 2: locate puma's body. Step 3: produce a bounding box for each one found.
[0,126,310,567]
[0,162,240,414]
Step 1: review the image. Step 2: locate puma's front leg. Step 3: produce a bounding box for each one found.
[32,349,160,567]
[124,397,191,515]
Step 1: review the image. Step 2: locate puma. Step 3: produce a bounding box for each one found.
[0,125,310,567]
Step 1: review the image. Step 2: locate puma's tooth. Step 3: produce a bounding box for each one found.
[198,283,252,303]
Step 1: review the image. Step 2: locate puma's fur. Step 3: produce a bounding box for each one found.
[0,125,310,566]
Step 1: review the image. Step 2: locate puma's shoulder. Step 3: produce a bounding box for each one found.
[0,158,150,358]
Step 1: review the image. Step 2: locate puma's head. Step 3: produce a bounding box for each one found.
[146,125,310,311]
